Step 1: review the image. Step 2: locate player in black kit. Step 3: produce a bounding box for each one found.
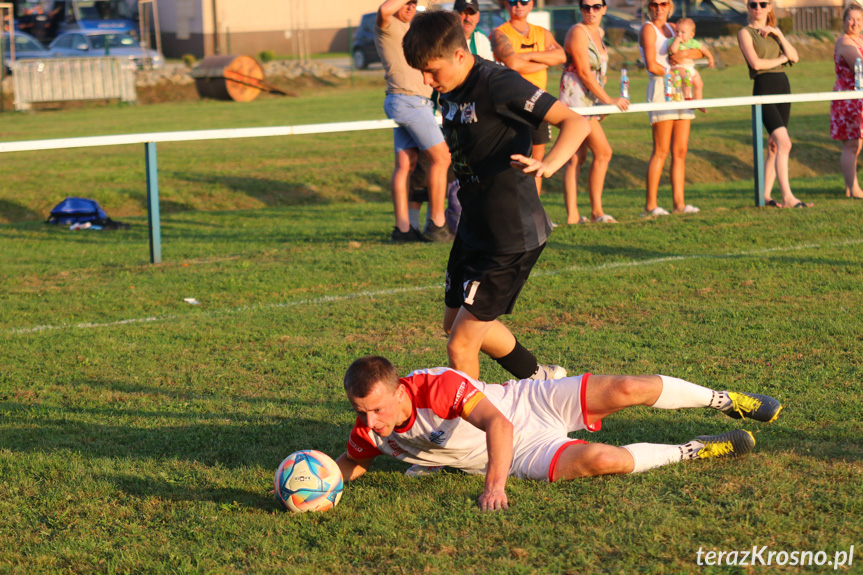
[403,11,591,381]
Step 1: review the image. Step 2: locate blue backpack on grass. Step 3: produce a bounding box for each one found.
[45,197,129,229]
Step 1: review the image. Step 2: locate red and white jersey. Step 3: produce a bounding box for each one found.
[347,367,492,474]
[345,367,598,477]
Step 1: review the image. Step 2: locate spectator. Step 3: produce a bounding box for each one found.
[737,0,811,208]
[491,0,566,196]
[559,0,629,224]
[374,0,453,242]
[831,4,863,200]
[639,0,702,217]
[454,0,493,61]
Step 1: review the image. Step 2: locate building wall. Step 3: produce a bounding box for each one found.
[157,0,381,58]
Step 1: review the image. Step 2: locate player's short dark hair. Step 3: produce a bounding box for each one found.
[344,356,399,398]
[403,11,468,70]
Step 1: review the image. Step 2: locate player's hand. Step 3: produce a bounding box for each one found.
[478,488,509,512]
[510,154,551,178]
[611,97,630,111]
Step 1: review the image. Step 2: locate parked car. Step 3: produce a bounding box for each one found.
[351,12,379,70]
[636,0,748,37]
[49,31,163,68]
[549,7,641,46]
[1,31,54,74]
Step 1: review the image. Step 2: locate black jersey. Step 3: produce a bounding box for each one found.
[439,58,557,255]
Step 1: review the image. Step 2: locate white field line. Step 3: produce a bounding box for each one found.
[7,238,862,336]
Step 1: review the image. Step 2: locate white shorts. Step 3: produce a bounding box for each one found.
[646,74,695,125]
[501,374,602,482]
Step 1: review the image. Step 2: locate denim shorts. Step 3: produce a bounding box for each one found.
[384,93,445,152]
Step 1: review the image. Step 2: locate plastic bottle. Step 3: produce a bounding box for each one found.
[855,57,862,91]
[682,69,693,100]
[620,68,629,100]
[672,71,684,102]
[664,72,674,102]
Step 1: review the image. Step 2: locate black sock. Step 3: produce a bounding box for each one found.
[493,340,538,379]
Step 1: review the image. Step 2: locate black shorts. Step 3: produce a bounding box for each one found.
[531,121,552,145]
[445,237,545,322]
[753,72,791,135]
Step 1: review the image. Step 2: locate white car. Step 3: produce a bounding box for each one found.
[49,31,163,69]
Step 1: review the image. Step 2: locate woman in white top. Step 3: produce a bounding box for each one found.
[639,0,703,216]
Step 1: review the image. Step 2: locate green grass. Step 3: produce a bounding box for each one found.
[1,59,862,573]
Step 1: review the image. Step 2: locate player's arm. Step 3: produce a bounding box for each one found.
[462,397,514,512]
[336,451,374,482]
[376,0,411,29]
[511,101,590,178]
[491,29,548,74]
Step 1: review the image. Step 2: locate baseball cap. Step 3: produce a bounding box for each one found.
[454,0,480,14]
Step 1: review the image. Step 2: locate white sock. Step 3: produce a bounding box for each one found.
[408,208,421,230]
[651,375,728,410]
[623,443,685,473]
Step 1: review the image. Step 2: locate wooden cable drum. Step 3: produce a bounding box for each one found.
[192,55,266,102]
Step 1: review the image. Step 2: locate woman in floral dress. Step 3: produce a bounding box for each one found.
[831,3,863,199]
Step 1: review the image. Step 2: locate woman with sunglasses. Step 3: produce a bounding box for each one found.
[738,1,811,208]
[639,0,703,217]
[559,0,629,224]
[831,4,863,200]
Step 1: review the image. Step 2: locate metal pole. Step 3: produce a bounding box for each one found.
[145,142,162,264]
[751,104,765,207]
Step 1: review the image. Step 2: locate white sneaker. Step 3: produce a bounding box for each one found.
[529,364,568,380]
[681,204,700,214]
[405,465,445,477]
[640,207,670,218]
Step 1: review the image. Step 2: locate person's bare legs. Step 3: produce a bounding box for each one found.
[586,120,613,220]
[445,306,518,379]
[645,120,673,211]
[763,135,778,204]
[841,138,863,198]
[532,143,546,196]
[393,148,418,232]
[564,144,588,224]
[670,119,691,212]
[770,127,809,207]
[424,141,451,228]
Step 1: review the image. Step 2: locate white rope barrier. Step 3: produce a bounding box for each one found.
[2,91,862,154]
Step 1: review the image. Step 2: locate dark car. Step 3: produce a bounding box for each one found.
[675,0,748,37]
[549,7,641,46]
[637,0,748,37]
[351,12,379,70]
[2,31,54,74]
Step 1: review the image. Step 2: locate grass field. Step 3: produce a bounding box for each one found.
[1,59,862,573]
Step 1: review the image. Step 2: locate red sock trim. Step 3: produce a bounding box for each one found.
[580,373,602,432]
[548,439,589,482]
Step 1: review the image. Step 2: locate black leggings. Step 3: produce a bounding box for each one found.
[753,72,791,135]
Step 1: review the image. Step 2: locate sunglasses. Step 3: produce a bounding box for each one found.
[748,1,769,7]
[580,3,605,12]
[648,1,669,7]
[507,0,530,6]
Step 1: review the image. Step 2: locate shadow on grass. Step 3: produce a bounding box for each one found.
[0,199,43,223]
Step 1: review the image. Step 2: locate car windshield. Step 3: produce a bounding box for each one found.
[1,35,47,53]
[88,33,137,49]
[74,0,135,20]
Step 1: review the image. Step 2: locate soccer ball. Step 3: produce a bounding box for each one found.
[274,450,344,513]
